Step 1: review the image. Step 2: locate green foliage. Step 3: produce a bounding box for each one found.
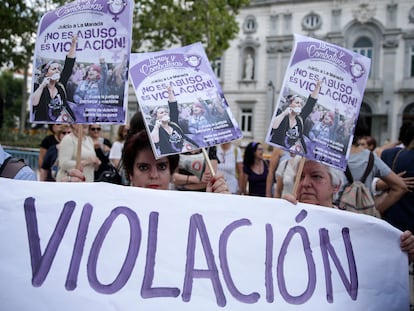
[0,0,39,69]
[0,71,24,129]
[133,0,250,59]
[0,129,44,148]
[0,70,43,147]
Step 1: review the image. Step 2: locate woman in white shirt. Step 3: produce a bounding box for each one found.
[109,124,129,168]
[56,124,100,182]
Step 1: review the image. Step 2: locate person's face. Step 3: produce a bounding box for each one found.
[358,138,368,149]
[323,114,333,124]
[59,128,71,140]
[255,144,264,158]
[46,63,60,77]
[289,98,303,114]
[89,126,102,137]
[129,148,171,190]
[156,108,169,120]
[88,68,99,80]
[193,105,202,114]
[297,161,339,207]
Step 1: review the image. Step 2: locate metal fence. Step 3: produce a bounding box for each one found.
[3,146,40,171]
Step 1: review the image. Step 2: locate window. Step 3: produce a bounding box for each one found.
[240,108,253,135]
[410,46,414,78]
[243,15,257,34]
[353,37,373,58]
[211,57,222,80]
[353,37,373,76]
[302,12,322,30]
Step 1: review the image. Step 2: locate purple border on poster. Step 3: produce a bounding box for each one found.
[129,43,242,159]
[30,0,133,124]
[265,34,371,170]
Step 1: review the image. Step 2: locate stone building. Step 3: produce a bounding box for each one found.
[216,0,414,147]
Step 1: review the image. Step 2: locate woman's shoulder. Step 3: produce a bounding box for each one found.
[40,134,59,148]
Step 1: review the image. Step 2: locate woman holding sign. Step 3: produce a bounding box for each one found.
[31,35,77,123]
[150,87,199,155]
[282,159,414,263]
[56,124,101,182]
[123,129,229,193]
[270,80,322,154]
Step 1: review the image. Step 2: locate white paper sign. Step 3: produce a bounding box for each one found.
[0,178,409,310]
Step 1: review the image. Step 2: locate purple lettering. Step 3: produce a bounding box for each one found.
[277,210,316,304]
[87,206,141,294]
[24,197,76,287]
[265,223,274,302]
[219,218,260,303]
[319,227,358,302]
[65,203,93,290]
[182,214,226,307]
[141,212,180,298]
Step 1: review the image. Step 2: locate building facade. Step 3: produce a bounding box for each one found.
[217,0,414,147]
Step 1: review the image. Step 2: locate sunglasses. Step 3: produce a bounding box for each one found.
[90,128,101,131]
[61,131,71,135]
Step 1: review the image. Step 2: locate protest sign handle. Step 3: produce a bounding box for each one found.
[76,124,83,170]
[201,148,216,177]
[292,156,305,197]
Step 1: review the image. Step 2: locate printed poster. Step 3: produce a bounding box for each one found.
[30,0,133,124]
[129,43,242,159]
[265,34,371,170]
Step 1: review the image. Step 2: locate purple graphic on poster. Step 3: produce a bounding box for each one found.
[265,34,371,170]
[129,43,242,159]
[30,0,133,124]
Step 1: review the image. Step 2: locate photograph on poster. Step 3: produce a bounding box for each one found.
[129,43,242,158]
[265,34,371,170]
[30,0,133,124]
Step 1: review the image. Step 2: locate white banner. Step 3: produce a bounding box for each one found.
[0,178,409,310]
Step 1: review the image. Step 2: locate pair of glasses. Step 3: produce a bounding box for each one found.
[61,131,71,135]
[91,128,101,131]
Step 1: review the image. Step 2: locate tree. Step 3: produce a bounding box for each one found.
[132,0,250,60]
[0,0,39,69]
[0,71,24,129]
[1,0,64,132]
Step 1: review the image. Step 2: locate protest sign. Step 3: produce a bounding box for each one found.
[129,43,242,159]
[30,0,133,124]
[265,34,371,170]
[0,178,409,310]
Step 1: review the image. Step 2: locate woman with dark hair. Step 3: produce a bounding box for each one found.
[241,141,269,197]
[123,130,180,189]
[122,129,228,193]
[38,124,60,169]
[31,35,77,122]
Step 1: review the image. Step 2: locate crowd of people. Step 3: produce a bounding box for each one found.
[1,112,414,305]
